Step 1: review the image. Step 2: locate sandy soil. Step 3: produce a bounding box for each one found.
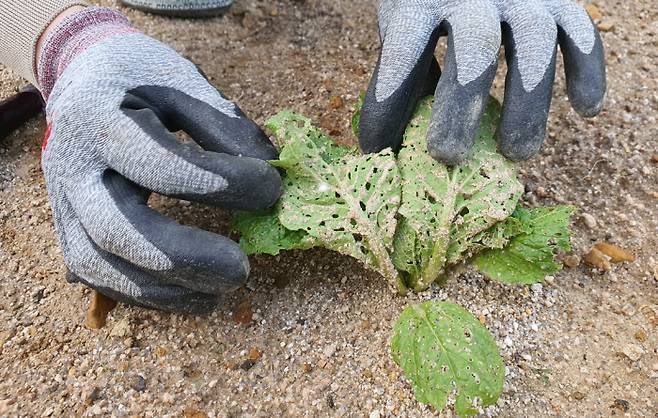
[0,0,656,416]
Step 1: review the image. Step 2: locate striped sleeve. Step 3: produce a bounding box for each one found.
[0,0,87,86]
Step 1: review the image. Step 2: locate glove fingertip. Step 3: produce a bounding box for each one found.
[358,100,400,154]
[558,24,607,118]
[496,127,545,162]
[426,123,472,166]
[232,117,280,160]
[230,158,283,211]
[569,81,606,118]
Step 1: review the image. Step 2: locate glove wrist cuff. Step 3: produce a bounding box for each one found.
[37,7,138,100]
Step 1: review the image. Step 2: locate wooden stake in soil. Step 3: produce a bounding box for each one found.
[85,291,118,329]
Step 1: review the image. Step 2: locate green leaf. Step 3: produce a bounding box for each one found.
[232,210,316,256]
[473,206,575,284]
[267,110,353,168]
[265,111,406,293]
[392,98,451,289]
[444,99,524,265]
[351,91,365,138]
[393,97,523,291]
[391,301,505,416]
[463,216,526,256]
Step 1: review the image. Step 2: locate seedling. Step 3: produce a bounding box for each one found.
[234,97,574,415]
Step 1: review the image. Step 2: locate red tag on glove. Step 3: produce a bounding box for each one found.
[42,121,53,152]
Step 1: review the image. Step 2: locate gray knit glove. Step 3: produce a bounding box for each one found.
[38,8,281,313]
[360,0,606,163]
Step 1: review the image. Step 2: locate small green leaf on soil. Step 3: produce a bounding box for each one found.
[391,300,504,416]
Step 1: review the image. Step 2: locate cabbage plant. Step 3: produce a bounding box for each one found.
[233,97,574,415]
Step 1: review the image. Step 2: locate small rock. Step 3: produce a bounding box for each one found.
[183,408,208,418]
[232,298,253,325]
[369,410,381,418]
[317,359,328,369]
[154,346,167,357]
[322,79,334,91]
[323,343,337,359]
[329,95,344,109]
[240,359,256,371]
[319,115,341,136]
[109,318,132,338]
[584,248,611,271]
[84,388,101,405]
[248,347,262,362]
[621,304,636,317]
[0,327,17,348]
[31,286,46,302]
[572,391,585,400]
[621,344,644,361]
[535,186,548,198]
[130,375,146,392]
[544,275,555,285]
[563,255,581,268]
[585,4,603,21]
[581,213,597,229]
[597,20,615,32]
[594,242,636,263]
[478,314,486,325]
[326,393,336,409]
[530,283,543,294]
[611,399,629,413]
[634,330,647,342]
[301,363,313,373]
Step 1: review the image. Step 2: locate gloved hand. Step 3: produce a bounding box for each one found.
[38,8,281,313]
[359,0,606,163]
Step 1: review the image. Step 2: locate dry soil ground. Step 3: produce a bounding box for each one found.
[0,0,656,417]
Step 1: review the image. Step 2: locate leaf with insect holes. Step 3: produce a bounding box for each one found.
[265,111,405,293]
[235,97,571,294]
[233,210,317,256]
[392,97,523,291]
[474,206,575,284]
[391,300,505,416]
